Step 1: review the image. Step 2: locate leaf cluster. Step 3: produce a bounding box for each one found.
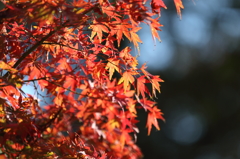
[0,0,183,158]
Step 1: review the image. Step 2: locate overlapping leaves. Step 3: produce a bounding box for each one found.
[0,0,184,158]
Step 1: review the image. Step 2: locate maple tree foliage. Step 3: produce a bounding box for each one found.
[0,0,184,158]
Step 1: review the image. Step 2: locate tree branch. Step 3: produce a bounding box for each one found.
[3,21,68,79]
[3,3,99,79]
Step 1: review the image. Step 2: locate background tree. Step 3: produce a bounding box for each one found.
[134,0,240,158]
[0,0,183,158]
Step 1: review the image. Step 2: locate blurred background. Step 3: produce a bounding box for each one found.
[134,0,240,159]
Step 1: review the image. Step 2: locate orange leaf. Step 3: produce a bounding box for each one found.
[149,18,163,42]
[118,71,135,92]
[54,94,63,106]
[111,18,132,47]
[130,27,143,52]
[63,76,77,95]
[174,0,184,18]
[150,75,164,97]
[146,106,164,135]
[102,5,119,17]
[0,154,7,159]
[57,58,72,73]
[90,20,109,43]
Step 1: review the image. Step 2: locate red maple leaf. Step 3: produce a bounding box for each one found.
[150,0,167,15]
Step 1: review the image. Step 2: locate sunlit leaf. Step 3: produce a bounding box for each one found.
[118,71,135,92]
[174,0,184,18]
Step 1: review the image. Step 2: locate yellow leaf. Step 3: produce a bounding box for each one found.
[0,61,18,73]
[118,71,135,92]
[76,8,86,14]
[105,58,120,80]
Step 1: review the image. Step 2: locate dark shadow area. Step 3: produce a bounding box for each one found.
[135,0,240,158]
[137,52,240,159]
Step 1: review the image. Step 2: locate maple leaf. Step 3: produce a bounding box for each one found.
[146,106,165,135]
[105,58,120,80]
[28,65,41,80]
[150,0,167,15]
[56,58,73,73]
[101,5,119,18]
[130,27,143,52]
[0,0,188,158]
[93,62,108,79]
[118,70,135,92]
[63,76,77,97]
[149,18,163,42]
[110,18,132,47]
[0,61,18,73]
[126,99,137,115]
[150,75,164,97]
[140,63,150,77]
[139,64,164,97]
[137,75,150,98]
[120,47,138,68]
[90,20,109,43]
[174,0,184,18]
